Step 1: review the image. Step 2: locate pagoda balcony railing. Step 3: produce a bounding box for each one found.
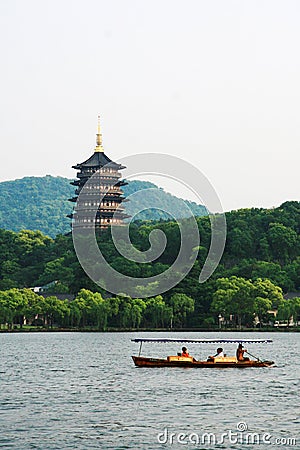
[97,172,121,178]
[74,189,124,196]
[71,222,126,229]
[76,167,122,175]
[72,209,128,217]
[77,172,122,180]
[99,206,125,211]
[75,184,124,189]
[71,196,127,204]
[74,205,126,213]
[72,212,129,221]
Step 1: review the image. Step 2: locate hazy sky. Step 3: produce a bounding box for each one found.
[0,0,299,212]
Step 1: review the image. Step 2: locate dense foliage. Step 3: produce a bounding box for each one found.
[0,176,207,237]
[0,200,299,328]
[0,176,73,237]
[0,289,195,330]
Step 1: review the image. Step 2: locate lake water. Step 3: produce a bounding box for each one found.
[0,332,299,449]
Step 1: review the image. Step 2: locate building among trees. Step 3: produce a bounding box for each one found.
[68,117,129,229]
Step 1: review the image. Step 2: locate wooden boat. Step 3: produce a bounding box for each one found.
[132,355,274,368]
[131,338,274,368]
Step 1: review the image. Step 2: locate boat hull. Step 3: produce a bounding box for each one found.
[132,356,274,368]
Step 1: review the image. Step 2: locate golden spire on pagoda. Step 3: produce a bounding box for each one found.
[94,115,104,152]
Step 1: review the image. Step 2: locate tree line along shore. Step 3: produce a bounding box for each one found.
[0,285,299,331]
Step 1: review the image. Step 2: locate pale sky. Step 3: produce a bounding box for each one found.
[0,0,299,212]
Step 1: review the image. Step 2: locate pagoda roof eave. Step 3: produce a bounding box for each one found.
[73,151,125,170]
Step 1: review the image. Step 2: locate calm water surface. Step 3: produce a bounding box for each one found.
[0,332,299,449]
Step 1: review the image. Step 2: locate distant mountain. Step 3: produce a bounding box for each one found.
[0,176,207,237]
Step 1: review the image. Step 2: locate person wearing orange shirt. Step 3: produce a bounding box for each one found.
[181,347,190,357]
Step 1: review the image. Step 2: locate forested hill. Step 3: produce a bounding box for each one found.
[0,176,207,237]
[0,201,299,329]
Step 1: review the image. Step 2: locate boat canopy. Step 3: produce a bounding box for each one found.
[132,338,272,344]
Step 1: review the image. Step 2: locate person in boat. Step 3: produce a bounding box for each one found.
[181,347,190,357]
[181,347,197,361]
[214,347,224,358]
[236,343,249,361]
[207,347,224,361]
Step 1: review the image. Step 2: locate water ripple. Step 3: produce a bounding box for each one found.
[0,331,299,449]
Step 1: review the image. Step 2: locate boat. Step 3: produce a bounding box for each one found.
[131,338,275,368]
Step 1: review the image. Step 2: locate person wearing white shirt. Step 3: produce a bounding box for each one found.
[208,347,224,360]
[214,347,224,358]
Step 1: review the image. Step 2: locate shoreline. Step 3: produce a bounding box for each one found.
[1,327,299,333]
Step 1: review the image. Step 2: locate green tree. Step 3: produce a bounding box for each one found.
[168,293,195,328]
[91,292,108,330]
[40,296,70,328]
[286,257,300,290]
[19,288,45,326]
[69,301,82,327]
[211,276,255,328]
[253,278,283,309]
[130,298,146,328]
[112,295,146,328]
[253,297,272,327]
[252,262,292,292]
[268,223,298,264]
[277,297,300,326]
[145,295,172,328]
[0,289,29,328]
[74,289,107,329]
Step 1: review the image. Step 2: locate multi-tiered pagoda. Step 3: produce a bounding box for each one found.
[69,117,129,230]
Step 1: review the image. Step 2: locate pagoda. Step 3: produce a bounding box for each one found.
[68,117,129,230]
